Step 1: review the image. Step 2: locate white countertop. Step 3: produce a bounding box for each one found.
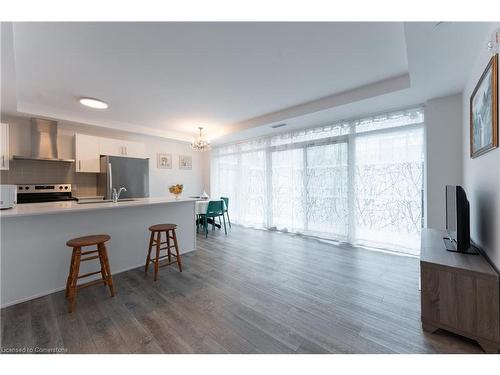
[0,197,197,218]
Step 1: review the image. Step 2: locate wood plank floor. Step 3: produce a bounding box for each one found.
[1,226,485,354]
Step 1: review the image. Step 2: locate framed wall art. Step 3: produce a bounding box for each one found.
[470,54,498,158]
[179,155,192,170]
[157,153,172,169]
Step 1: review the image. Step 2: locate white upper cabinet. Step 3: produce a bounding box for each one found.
[99,137,125,157]
[99,137,146,158]
[75,133,147,173]
[0,123,10,170]
[123,140,146,158]
[75,133,100,173]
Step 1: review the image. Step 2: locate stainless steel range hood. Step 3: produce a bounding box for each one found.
[13,118,75,162]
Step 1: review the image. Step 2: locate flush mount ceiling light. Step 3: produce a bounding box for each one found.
[79,97,109,109]
[191,127,211,152]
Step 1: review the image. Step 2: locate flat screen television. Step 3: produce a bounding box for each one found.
[444,185,477,254]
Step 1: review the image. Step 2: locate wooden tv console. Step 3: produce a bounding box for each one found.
[420,228,500,353]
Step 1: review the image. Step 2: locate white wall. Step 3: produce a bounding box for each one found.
[462,23,500,270]
[1,115,207,198]
[202,152,211,196]
[425,94,463,229]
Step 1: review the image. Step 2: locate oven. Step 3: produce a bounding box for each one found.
[16,184,77,204]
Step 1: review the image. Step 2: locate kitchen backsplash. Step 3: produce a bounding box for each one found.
[0,159,98,197]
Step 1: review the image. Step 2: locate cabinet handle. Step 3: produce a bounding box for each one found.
[1,155,4,168]
[125,146,127,155]
[79,160,81,171]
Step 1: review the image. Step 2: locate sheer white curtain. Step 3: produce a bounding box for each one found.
[353,126,424,254]
[211,108,424,254]
[305,141,349,239]
[271,147,305,232]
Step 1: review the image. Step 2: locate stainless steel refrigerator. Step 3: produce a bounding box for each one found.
[97,155,149,200]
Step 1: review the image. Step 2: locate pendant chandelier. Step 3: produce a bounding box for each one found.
[191,126,211,152]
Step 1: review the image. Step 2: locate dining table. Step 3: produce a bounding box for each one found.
[194,199,210,215]
[193,198,226,229]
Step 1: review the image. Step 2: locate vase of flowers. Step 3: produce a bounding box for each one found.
[169,184,183,199]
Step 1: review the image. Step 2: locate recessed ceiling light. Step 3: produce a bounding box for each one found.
[79,97,109,109]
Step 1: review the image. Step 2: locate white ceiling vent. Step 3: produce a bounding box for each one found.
[271,123,287,129]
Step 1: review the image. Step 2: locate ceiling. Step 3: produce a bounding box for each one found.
[0,22,492,144]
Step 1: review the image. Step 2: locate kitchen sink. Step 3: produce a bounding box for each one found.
[77,198,137,204]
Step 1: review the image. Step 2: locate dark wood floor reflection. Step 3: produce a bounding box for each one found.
[1,226,484,353]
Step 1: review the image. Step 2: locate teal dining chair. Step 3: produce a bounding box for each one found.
[200,200,226,238]
[220,197,231,228]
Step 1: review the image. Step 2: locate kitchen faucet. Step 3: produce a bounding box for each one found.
[112,187,127,203]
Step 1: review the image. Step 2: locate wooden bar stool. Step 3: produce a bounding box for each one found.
[144,224,183,281]
[65,234,115,313]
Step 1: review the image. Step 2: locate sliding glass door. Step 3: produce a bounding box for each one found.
[305,141,348,240]
[270,148,305,232]
[238,150,267,227]
[352,126,424,254]
[211,107,424,255]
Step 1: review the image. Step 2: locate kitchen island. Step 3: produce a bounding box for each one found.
[0,197,197,307]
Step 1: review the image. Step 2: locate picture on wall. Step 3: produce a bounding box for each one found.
[470,54,498,158]
[179,155,192,170]
[157,153,172,169]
